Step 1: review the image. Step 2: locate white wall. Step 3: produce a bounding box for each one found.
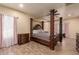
[0,6,31,34]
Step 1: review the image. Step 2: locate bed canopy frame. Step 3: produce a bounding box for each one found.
[30,9,63,50]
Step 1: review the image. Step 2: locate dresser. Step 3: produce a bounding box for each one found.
[76,33,79,52]
[18,33,29,45]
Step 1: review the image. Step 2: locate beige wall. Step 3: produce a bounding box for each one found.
[63,18,79,39]
[0,6,31,34]
[43,18,79,39]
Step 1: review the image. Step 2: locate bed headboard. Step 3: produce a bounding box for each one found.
[33,24,42,30]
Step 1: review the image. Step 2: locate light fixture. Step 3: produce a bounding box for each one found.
[68,14,71,17]
[19,4,23,8]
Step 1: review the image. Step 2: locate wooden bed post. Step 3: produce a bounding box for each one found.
[41,21,44,30]
[59,17,63,42]
[50,9,55,50]
[30,18,33,39]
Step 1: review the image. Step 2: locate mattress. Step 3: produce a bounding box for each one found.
[32,32,50,42]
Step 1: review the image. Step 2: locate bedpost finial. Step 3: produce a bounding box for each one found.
[60,17,63,20]
[50,9,55,13]
[50,9,58,15]
[30,18,33,20]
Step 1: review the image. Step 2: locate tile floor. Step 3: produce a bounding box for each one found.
[0,38,79,55]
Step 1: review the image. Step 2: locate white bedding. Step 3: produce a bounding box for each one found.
[32,30,50,41]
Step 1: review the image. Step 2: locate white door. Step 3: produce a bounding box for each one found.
[64,22,69,38]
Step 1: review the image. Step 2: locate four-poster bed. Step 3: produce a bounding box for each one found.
[30,9,63,50]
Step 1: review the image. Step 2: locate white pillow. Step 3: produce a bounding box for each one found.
[33,30,39,34]
[33,29,45,34]
[37,29,44,33]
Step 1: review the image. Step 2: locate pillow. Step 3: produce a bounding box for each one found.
[33,30,39,34]
[37,29,44,33]
[44,31,49,33]
[33,29,46,34]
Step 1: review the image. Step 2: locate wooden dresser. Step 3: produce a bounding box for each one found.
[18,33,29,45]
[76,33,79,52]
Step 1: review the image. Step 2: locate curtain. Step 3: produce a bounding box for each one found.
[0,14,2,48]
[0,14,17,48]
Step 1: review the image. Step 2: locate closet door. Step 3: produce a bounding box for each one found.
[64,22,69,38]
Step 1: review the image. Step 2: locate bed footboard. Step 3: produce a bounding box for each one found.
[30,37,49,46]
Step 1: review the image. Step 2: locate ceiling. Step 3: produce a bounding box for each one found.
[0,3,66,18]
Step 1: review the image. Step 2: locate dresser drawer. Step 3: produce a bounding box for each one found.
[18,33,29,45]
